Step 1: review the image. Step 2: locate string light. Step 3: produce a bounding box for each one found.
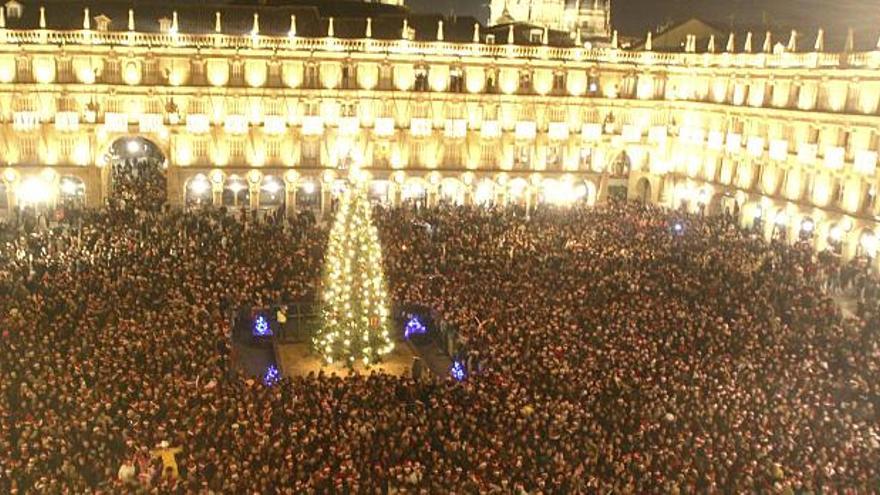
[450,360,467,382]
[253,314,272,337]
[263,365,281,386]
[404,315,427,339]
[315,166,394,365]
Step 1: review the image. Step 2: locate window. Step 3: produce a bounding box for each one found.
[414,66,428,92]
[230,61,244,86]
[304,102,320,117]
[480,144,495,168]
[553,73,565,92]
[547,145,563,170]
[5,1,22,19]
[302,140,320,166]
[266,140,281,161]
[449,67,464,93]
[341,102,357,118]
[410,142,425,167]
[193,139,209,163]
[305,65,319,88]
[519,71,532,92]
[529,29,542,44]
[443,143,463,167]
[515,145,531,170]
[373,142,390,167]
[229,139,246,161]
[19,136,38,161]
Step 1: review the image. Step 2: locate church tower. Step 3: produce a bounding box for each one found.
[489,0,611,40]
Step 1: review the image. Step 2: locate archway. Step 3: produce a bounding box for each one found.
[439,178,466,206]
[474,179,495,207]
[634,177,651,204]
[107,136,167,209]
[296,180,321,211]
[259,175,285,209]
[605,151,631,200]
[508,178,529,207]
[401,179,428,209]
[185,174,212,209]
[368,180,391,205]
[222,175,250,209]
[58,176,86,208]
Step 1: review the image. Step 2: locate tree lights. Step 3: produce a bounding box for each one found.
[315,167,394,366]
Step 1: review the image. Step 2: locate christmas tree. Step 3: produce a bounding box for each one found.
[315,168,394,366]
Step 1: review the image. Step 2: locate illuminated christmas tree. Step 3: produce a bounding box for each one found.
[315,168,394,366]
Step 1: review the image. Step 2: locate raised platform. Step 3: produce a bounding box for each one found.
[276,339,419,378]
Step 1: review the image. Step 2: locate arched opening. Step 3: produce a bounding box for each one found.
[858,229,877,260]
[827,220,851,257]
[606,151,631,200]
[296,180,321,211]
[771,209,789,243]
[222,175,250,208]
[58,176,86,209]
[438,179,466,206]
[798,216,816,243]
[634,177,651,204]
[369,180,391,205]
[401,179,428,209]
[474,179,495,207]
[108,136,166,210]
[185,174,213,209]
[259,175,285,209]
[508,178,530,207]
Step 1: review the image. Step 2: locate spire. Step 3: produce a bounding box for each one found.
[744,32,753,53]
[507,24,514,44]
[328,17,335,37]
[645,31,652,51]
[725,33,734,52]
[289,15,297,38]
[39,7,46,29]
[128,9,135,31]
[402,18,409,39]
[251,13,259,36]
[611,29,618,49]
[844,28,854,53]
[762,31,772,53]
[707,34,716,53]
[437,20,444,41]
[683,34,691,53]
[575,27,582,46]
[215,12,221,33]
[366,18,372,38]
[83,8,91,30]
[814,28,824,52]
[786,30,797,52]
[0,5,5,28]
[171,11,178,34]
[542,26,549,45]
[473,22,479,43]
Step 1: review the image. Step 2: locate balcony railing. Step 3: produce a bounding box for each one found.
[1,28,879,70]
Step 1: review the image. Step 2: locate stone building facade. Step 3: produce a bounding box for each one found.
[1,4,879,265]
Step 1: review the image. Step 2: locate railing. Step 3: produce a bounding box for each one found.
[1,28,879,69]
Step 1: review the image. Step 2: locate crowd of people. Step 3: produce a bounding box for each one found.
[1,163,878,493]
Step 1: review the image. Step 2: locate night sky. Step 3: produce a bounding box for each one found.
[407,0,880,38]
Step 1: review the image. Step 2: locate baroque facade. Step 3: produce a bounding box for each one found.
[489,0,611,39]
[1,3,880,266]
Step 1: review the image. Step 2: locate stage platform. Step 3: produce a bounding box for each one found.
[276,339,419,378]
